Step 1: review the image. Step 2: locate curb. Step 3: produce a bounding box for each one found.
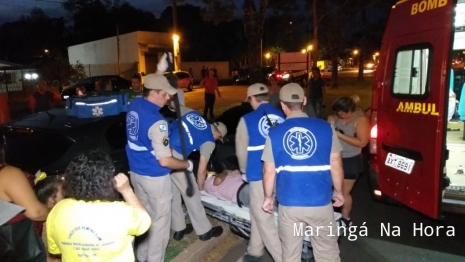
[171,221,231,262]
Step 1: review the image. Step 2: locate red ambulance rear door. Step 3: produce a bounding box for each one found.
[376,0,453,219]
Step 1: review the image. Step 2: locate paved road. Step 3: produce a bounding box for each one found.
[220,172,465,262]
[183,85,248,111]
[183,68,374,111]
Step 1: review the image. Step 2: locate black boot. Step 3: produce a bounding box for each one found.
[173,223,194,241]
[198,226,223,241]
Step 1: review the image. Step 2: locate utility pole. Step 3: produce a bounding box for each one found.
[116,23,121,75]
[172,0,178,34]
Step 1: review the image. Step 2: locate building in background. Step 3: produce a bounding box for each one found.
[67,31,175,79]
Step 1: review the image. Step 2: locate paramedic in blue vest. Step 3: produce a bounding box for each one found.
[235,83,285,262]
[167,99,226,241]
[126,71,194,262]
[262,83,345,262]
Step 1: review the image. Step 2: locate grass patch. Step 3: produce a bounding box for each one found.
[163,212,224,261]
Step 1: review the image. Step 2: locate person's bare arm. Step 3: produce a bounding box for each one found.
[148,120,190,170]
[327,115,336,126]
[261,137,276,199]
[197,155,209,190]
[330,127,344,206]
[330,152,344,193]
[263,161,276,199]
[198,141,215,190]
[114,173,148,213]
[235,118,248,174]
[215,83,221,97]
[336,115,370,148]
[213,171,228,186]
[3,166,49,221]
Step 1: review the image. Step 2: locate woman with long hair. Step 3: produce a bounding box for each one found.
[328,97,370,227]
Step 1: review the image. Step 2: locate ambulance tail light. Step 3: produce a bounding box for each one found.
[369,111,377,154]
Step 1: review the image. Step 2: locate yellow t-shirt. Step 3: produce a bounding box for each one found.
[46,198,151,262]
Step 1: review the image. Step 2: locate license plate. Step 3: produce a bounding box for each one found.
[385,153,415,174]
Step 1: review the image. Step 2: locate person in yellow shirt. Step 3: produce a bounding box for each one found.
[46,150,151,262]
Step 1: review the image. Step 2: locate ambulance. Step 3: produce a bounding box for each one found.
[369,0,465,219]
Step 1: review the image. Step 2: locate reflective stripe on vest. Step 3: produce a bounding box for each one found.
[276,165,331,173]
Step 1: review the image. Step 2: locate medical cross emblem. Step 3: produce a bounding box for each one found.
[186,113,208,130]
[127,111,139,140]
[92,106,103,117]
[283,127,317,160]
[258,114,284,137]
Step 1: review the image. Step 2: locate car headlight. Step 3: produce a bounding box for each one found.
[282,74,290,79]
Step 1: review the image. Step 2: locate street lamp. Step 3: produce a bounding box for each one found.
[353,50,359,67]
[172,34,180,71]
[302,45,313,72]
[264,52,271,66]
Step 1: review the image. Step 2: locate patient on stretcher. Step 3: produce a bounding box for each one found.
[203,169,250,208]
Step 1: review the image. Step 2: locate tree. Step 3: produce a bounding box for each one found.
[62,0,158,45]
[0,8,66,60]
[198,0,269,83]
[35,54,86,87]
[306,0,349,63]
[158,4,246,63]
[268,0,306,53]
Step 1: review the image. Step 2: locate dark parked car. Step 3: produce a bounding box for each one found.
[0,101,250,177]
[61,75,131,100]
[1,108,130,176]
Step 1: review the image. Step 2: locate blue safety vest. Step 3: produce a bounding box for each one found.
[125,97,171,177]
[243,103,285,181]
[268,116,333,207]
[170,110,214,154]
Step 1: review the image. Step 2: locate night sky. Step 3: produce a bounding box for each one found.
[0,0,243,24]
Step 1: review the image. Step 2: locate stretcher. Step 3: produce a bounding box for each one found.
[199,194,343,262]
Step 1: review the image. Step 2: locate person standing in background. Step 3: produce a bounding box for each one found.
[0,94,10,125]
[267,75,282,110]
[201,66,206,78]
[29,81,55,114]
[307,67,326,118]
[127,73,144,102]
[201,69,221,120]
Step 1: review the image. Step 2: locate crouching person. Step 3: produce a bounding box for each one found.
[168,98,227,241]
[46,150,151,262]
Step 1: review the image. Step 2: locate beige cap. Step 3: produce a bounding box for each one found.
[212,122,228,138]
[143,73,177,95]
[245,83,268,101]
[279,83,305,102]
